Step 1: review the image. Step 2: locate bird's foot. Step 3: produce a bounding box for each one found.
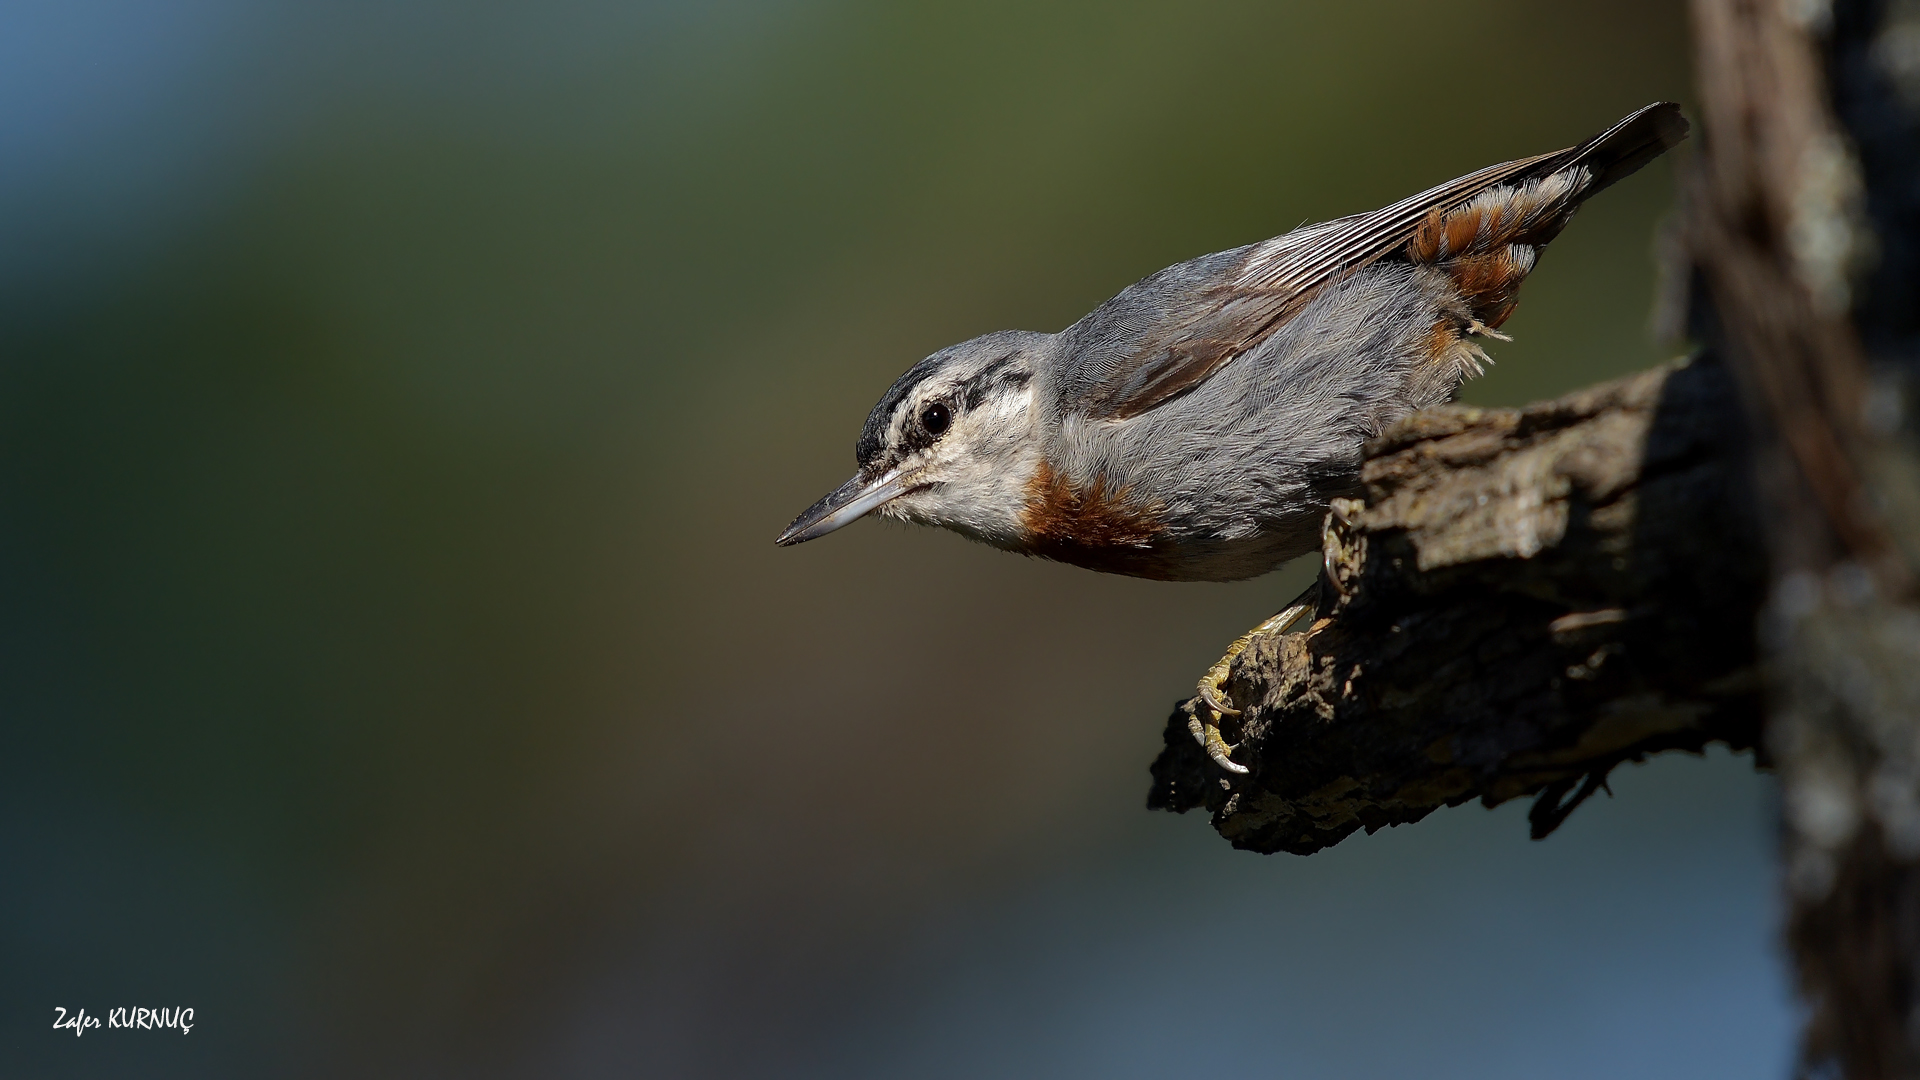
[1189,580,1321,774]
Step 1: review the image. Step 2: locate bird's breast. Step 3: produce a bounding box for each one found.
[1015,460,1190,579]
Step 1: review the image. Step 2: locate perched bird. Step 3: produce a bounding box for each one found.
[778,103,1689,770]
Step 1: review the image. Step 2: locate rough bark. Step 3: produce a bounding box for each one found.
[1146,355,1767,854]
[1688,1,1920,1077]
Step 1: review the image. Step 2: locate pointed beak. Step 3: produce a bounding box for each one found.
[775,467,921,546]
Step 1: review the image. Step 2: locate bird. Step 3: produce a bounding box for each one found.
[777,102,1689,773]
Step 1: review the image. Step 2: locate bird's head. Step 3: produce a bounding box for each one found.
[777,330,1047,549]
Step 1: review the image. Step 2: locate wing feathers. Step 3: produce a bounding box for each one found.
[1077,103,1688,422]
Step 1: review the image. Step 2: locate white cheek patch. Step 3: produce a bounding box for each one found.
[868,382,1038,542]
[983,385,1035,451]
[995,385,1034,420]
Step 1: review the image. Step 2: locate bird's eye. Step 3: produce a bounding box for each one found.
[920,402,951,437]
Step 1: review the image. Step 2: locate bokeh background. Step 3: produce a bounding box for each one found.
[1,1,1792,1076]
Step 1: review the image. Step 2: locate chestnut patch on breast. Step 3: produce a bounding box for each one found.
[1019,461,1181,577]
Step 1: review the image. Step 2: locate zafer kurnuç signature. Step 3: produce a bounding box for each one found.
[52,1006,193,1035]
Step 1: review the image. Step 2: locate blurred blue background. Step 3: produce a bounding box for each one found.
[0,1,1792,1076]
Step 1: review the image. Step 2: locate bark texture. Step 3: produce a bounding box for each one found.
[1687,1,1920,1077]
[1146,356,1766,854]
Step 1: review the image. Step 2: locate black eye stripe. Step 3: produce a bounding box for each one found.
[894,397,951,455]
[959,354,1022,411]
[855,345,1032,469]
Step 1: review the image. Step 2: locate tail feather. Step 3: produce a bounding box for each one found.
[1406,103,1688,338]
[1551,101,1690,202]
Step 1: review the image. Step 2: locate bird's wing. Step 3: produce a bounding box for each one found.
[1064,102,1685,422]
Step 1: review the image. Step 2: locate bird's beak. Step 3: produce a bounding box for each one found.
[775,467,920,546]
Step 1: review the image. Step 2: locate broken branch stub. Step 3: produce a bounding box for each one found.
[1147,356,1767,855]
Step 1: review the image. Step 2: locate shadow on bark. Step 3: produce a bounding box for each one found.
[1147,355,1767,854]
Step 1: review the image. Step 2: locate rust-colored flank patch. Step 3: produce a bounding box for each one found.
[1019,460,1177,577]
[1407,181,1570,264]
[1408,183,1568,335]
[1426,316,1463,362]
[1444,250,1528,329]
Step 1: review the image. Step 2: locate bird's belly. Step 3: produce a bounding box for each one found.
[1027,520,1321,582]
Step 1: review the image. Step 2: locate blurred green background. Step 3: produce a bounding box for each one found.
[2,1,1789,1077]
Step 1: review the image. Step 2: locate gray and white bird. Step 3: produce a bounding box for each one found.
[778,103,1688,770]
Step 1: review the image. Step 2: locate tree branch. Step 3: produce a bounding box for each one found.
[1147,355,1767,855]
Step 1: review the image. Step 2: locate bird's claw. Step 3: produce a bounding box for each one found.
[1186,701,1249,775]
[1188,585,1320,775]
[1197,653,1242,718]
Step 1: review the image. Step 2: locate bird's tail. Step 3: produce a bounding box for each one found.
[1401,102,1689,348]
[1549,101,1691,203]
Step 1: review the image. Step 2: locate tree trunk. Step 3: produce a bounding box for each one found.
[1692,1,1920,1076]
